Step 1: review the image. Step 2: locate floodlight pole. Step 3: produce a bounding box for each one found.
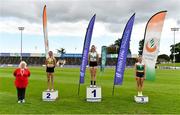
[18,27,24,61]
[171,27,179,69]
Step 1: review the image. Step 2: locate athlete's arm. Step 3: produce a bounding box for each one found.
[54,57,57,67]
[134,63,137,77]
[45,58,48,66]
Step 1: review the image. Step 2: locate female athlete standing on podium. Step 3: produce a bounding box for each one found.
[45,51,56,91]
[135,56,146,96]
[88,45,99,87]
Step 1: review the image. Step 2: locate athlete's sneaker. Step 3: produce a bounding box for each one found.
[93,85,97,88]
[51,89,54,92]
[140,92,143,96]
[138,92,143,96]
[90,85,93,87]
[22,99,25,103]
[137,92,140,96]
[47,89,50,91]
[18,100,21,103]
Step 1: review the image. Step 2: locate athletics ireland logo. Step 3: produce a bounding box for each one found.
[145,38,157,53]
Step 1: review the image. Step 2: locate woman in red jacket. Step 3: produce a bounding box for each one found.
[13,61,30,103]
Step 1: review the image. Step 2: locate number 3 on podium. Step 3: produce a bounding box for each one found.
[141,97,144,102]
[92,89,96,97]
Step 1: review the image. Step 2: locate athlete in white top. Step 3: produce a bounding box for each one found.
[88,45,99,87]
[135,56,146,96]
[89,52,98,62]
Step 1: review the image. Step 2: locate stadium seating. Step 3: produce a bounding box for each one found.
[0,56,136,66]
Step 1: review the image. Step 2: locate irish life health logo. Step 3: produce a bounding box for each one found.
[145,38,157,53]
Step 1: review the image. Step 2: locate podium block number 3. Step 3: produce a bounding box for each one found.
[141,97,144,102]
[92,89,96,97]
[47,93,51,98]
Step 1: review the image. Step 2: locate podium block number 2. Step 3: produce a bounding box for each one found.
[46,93,51,98]
[92,89,96,97]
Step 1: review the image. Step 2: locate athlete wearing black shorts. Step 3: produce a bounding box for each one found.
[45,51,56,91]
[89,45,99,87]
[135,56,145,96]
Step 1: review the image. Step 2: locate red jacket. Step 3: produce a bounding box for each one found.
[13,68,30,88]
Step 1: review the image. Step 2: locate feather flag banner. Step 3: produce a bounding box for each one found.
[43,5,49,58]
[100,46,107,72]
[79,14,96,84]
[142,11,167,80]
[114,13,135,85]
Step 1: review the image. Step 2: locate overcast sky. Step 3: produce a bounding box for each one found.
[0,0,180,55]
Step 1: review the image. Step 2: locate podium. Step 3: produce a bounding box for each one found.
[134,96,149,103]
[86,86,101,102]
[42,90,58,101]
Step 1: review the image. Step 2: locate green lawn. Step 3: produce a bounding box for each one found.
[158,63,180,67]
[0,67,180,114]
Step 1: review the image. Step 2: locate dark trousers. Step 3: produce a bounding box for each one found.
[17,88,26,100]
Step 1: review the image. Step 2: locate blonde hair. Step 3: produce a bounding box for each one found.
[90,45,96,52]
[19,61,27,69]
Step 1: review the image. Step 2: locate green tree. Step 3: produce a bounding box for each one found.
[107,39,121,54]
[157,54,170,63]
[170,42,180,62]
[106,46,117,54]
[106,38,131,56]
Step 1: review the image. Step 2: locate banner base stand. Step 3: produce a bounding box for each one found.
[134,95,149,103]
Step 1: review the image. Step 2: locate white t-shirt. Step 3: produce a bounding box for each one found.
[89,52,98,62]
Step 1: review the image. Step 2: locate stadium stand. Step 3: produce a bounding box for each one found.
[0,53,136,66]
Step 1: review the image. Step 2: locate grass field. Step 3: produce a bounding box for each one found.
[158,63,180,67]
[0,67,180,114]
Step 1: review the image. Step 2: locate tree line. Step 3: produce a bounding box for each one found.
[106,38,180,63]
[138,39,180,63]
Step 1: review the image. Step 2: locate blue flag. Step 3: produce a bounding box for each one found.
[114,13,135,85]
[79,14,96,84]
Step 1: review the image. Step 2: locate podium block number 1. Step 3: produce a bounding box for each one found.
[86,87,101,102]
[92,89,96,97]
[46,93,51,99]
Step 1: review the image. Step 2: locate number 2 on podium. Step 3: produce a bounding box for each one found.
[47,93,51,98]
[92,89,96,97]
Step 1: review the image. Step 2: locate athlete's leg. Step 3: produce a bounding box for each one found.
[47,73,51,90]
[50,73,54,90]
